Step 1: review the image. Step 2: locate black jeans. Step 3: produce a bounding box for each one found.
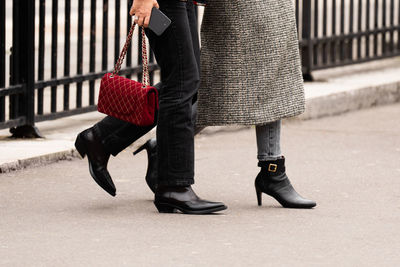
[93,0,200,186]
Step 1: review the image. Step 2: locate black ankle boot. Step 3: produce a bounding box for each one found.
[254,157,316,209]
[154,186,227,214]
[133,138,158,193]
[75,128,116,196]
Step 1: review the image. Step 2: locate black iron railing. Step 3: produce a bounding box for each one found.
[0,0,157,136]
[0,0,400,136]
[298,0,400,80]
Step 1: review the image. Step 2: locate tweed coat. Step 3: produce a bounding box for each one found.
[196,0,305,126]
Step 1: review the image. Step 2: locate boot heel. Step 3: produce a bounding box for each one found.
[255,185,262,206]
[74,134,87,158]
[154,202,175,213]
[133,143,147,155]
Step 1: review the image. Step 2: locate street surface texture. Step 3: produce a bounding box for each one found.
[1,104,400,267]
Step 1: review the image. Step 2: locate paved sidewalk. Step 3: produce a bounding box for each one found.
[1,103,400,266]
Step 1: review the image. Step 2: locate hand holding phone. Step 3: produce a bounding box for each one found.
[130,0,159,27]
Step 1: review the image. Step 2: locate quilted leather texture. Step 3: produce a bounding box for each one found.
[97,73,158,126]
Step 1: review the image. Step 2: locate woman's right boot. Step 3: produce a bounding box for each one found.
[154,185,227,214]
[75,128,116,196]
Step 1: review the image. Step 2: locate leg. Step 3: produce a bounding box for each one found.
[75,78,160,196]
[146,0,198,186]
[94,115,155,156]
[137,91,203,194]
[93,81,162,156]
[256,120,282,161]
[254,120,316,208]
[75,116,156,196]
[145,0,226,213]
[139,0,204,192]
[139,2,204,192]
[185,0,204,134]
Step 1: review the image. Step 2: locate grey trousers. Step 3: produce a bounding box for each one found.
[197,120,281,161]
[255,120,282,161]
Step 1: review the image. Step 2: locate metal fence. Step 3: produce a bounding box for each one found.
[1,0,400,136]
[0,0,157,136]
[298,0,400,80]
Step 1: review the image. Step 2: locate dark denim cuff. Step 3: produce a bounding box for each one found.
[157,177,194,187]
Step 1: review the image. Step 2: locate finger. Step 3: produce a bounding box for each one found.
[137,16,145,27]
[144,16,150,28]
[154,1,159,9]
[133,15,139,24]
[129,6,135,16]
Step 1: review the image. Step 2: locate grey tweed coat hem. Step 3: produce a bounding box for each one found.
[196,0,305,127]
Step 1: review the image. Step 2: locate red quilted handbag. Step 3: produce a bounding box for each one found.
[97,23,158,126]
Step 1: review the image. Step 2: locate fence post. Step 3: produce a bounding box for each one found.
[9,0,42,138]
[301,0,314,81]
[0,0,5,122]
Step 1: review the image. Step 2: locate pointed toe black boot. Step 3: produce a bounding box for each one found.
[75,128,116,196]
[154,186,227,214]
[133,138,158,193]
[255,157,316,209]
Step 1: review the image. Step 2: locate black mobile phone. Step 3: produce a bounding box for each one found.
[148,7,171,36]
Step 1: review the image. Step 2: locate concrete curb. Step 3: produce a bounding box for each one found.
[300,80,400,120]
[1,80,400,173]
[0,149,80,173]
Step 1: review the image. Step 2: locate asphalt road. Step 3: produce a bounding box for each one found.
[1,103,400,267]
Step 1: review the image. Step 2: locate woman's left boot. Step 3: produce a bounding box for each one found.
[254,157,316,208]
[133,138,158,193]
[75,128,116,196]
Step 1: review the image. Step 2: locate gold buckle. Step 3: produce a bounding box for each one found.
[268,164,278,172]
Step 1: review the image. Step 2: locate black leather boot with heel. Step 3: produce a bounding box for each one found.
[154,186,227,214]
[75,128,116,196]
[255,157,316,208]
[133,138,158,193]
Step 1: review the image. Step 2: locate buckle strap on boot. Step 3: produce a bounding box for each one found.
[258,157,286,173]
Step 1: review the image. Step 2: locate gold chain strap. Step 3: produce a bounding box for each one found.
[141,27,150,87]
[111,23,150,87]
